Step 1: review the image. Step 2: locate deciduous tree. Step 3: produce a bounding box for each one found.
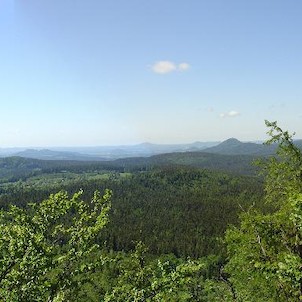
[0,189,111,301]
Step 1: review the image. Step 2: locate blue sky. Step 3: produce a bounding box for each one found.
[0,0,301,147]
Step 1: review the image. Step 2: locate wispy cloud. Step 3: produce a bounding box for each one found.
[151,61,190,74]
[178,62,190,71]
[219,110,240,118]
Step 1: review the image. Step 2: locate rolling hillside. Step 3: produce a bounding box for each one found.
[203,138,277,156]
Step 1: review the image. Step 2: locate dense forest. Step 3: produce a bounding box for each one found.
[0,122,301,301]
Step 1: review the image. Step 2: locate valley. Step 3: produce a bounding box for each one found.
[0,128,301,301]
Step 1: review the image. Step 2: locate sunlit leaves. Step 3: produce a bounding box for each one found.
[225,121,302,301]
[0,189,111,301]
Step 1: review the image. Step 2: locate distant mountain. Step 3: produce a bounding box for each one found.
[0,147,26,157]
[14,149,105,161]
[124,141,220,155]
[203,138,277,156]
[3,138,301,161]
[60,141,220,158]
[7,142,220,160]
[294,139,302,149]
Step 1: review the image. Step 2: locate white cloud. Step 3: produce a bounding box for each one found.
[151,61,176,74]
[151,61,190,74]
[219,110,240,118]
[178,62,190,71]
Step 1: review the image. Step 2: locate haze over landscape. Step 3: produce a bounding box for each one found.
[1,2,302,300]
[1,0,301,147]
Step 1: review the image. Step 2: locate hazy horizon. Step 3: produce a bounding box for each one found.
[2,137,302,150]
[1,1,301,147]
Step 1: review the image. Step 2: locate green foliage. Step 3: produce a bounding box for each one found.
[0,167,264,258]
[101,168,263,258]
[225,121,302,301]
[0,189,111,301]
[103,243,223,302]
[261,120,302,205]
[4,121,300,301]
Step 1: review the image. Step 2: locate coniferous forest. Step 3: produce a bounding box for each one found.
[0,122,302,301]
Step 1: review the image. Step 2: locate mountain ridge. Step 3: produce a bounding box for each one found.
[2,138,301,160]
[203,138,277,156]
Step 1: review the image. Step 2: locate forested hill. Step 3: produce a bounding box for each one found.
[2,139,301,162]
[114,151,260,175]
[0,150,261,183]
[0,165,265,258]
[0,141,219,159]
[0,138,278,161]
[1,123,301,300]
[203,138,277,155]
